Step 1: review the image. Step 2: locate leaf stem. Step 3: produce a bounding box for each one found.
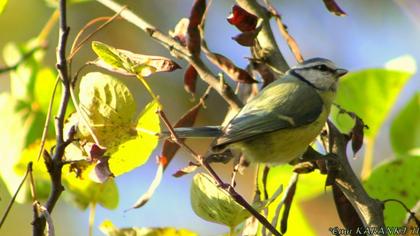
[136,75,160,104]
[361,137,375,180]
[88,202,97,236]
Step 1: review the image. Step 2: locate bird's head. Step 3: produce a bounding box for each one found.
[289,58,348,92]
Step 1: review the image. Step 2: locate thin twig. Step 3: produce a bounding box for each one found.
[0,162,32,229]
[95,0,243,111]
[36,77,60,161]
[68,8,125,61]
[158,110,282,236]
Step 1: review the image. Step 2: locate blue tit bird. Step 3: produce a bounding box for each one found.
[171,58,347,164]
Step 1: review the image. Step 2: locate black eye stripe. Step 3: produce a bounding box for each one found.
[313,64,334,72]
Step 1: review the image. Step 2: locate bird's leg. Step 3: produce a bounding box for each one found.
[292,146,339,174]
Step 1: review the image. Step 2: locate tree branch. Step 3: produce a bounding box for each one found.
[95,0,243,111]
[236,0,290,72]
[328,123,387,235]
[32,0,70,234]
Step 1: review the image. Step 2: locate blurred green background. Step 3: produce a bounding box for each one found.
[0,0,419,235]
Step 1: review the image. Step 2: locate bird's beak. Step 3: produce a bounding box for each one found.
[335,68,348,77]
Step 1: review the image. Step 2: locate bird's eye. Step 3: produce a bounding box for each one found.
[315,64,329,71]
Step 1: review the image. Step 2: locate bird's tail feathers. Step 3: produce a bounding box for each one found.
[160,126,222,138]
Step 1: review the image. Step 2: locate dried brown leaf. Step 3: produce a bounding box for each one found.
[332,184,365,236]
[126,158,164,211]
[280,177,297,234]
[351,116,365,158]
[184,65,198,95]
[172,162,200,177]
[322,0,347,16]
[187,0,206,56]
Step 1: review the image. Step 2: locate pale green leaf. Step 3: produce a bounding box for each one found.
[364,156,420,226]
[100,220,198,236]
[108,100,160,176]
[190,173,253,227]
[91,41,180,77]
[0,94,33,203]
[0,0,7,14]
[333,67,414,138]
[390,93,420,156]
[78,72,136,147]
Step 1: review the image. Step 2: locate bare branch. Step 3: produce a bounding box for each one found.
[328,123,387,235]
[33,0,71,234]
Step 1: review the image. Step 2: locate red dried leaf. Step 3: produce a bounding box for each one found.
[332,184,365,235]
[172,162,200,177]
[227,5,258,32]
[88,143,107,159]
[322,0,347,16]
[184,65,198,95]
[161,101,204,166]
[206,52,257,83]
[187,0,206,56]
[169,18,189,46]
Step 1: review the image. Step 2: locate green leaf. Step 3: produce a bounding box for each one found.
[63,165,119,210]
[0,94,33,203]
[390,93,420,156]
[190,173,258,228]
[107,99,160,176]
[34,68,59,113]
[100,220,198,236]
[91,41,126,73]
[14,140,56,201]
[333,56,416,138]
[364,156,420,226]
[258,165,326,235]
[0,0,7,14]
